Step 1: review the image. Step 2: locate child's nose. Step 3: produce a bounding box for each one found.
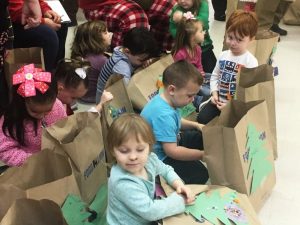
[129,153,137,160]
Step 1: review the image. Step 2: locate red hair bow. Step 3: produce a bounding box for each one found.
[12,64,51,97]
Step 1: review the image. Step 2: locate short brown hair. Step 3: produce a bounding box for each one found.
[226,10,258,38]
[162,60,203,89]
[107,113,155,162]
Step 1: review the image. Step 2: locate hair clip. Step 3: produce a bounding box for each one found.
[75,68,87,79]
[12,64,51,97]
[183,11,196,20]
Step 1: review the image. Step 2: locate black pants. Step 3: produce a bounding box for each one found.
[197,101,221,124]
[163,130,209,184]
[211,0,227,17]
[13,23,68,72]
[202,46,217,73]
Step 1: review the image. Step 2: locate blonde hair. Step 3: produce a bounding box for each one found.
[107,113,155,162]
[71,20,109,58]
[172,18,203,57]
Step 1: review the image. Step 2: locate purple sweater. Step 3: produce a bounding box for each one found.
[0,99,67,166]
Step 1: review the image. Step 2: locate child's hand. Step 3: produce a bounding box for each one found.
[176,185,195,205]
[211,91,219,105]
[173,11,183,23]
[101,90,113,104]
[43,18,61,31]
[216,101,226,110]
[44,10,61,23]
[195,122,205,131]
[142,58,153,68]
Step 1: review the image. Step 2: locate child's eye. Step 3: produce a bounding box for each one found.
[118,148,128,153]
[137,148,145,152]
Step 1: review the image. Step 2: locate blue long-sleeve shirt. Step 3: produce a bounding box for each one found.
[107,153,185,225]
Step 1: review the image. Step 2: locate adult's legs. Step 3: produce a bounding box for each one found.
[13,24,59,72]
[271,0,294,35]
[211,0,227,21]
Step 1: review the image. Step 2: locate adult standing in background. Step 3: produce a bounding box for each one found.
[255,0,294,38]
[211,0,227,21]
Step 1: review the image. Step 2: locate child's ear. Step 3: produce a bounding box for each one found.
[123,48,131,55]
[167,84,176,96]
[57,82,65,92]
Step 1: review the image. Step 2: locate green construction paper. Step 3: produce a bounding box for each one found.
[62,184,108,225]
[62,194,91,225]
[185,190,248,225]
[245,124,273,194]
[157,76,196,118]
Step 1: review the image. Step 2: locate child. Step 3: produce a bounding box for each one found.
[71,20,112,103]
[197,10,259,124]
[172,13,210,107]
[169,0,217,73]
[141,60,209,185]
[54,59,89,115]
[95,27,159,103]
[0,64,66,166]
[55,59,113,115]
[106,113,195,225]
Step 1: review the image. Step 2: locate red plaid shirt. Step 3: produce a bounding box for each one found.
[147,0,176,51]
[83,0,149,49]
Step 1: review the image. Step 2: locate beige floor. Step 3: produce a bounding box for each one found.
[66,3,300,224]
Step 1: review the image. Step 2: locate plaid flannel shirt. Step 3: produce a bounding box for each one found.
[147,0,176,51]
[84,0,149,48]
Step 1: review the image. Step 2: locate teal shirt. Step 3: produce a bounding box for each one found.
[169,0,213,52]
[107,153,185,225]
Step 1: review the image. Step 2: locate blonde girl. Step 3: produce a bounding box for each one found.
[71,20,112,103]
[106,113,194,225]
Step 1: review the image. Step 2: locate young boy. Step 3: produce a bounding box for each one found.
[141,60,209,184]
[95,27,158,103]
[197,10,259,124]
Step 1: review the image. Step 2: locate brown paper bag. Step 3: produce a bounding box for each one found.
[0,185,26,220]
[202,100,276,212]
[101,75,134,164]
[0,149,80,206]
[236,64,277,159]
[226,0,256,20]
[161,181,261,225]
[247,36,279,65]
[284,0,300,25]
[0,199,67,225]
[42,112,107,204]
[127,54,174,110]
[4,47,45,90]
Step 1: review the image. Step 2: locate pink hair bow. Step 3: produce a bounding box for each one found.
[183,11,196,20]
[12,64,51,97]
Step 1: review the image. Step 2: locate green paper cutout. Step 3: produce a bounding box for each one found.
[245,124,273,194]
[185,190,249,225]
[62,184,108,225]
[157,75,196,118]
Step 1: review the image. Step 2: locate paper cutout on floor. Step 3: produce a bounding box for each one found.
[185,190,249,225]
[245,124,273,194]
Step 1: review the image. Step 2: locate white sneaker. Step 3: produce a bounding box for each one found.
[198,97,211,112]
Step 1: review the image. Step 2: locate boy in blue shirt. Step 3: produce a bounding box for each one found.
[95,27,158,103]
[141,60,208,184]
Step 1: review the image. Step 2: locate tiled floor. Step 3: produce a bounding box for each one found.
[66,3,300,224]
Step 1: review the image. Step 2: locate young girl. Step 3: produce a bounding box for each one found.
[172,15,210,108]
[169,0,217,73]
[106,113,195,225]
[71,20,112,103]
[0,64,67,166]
